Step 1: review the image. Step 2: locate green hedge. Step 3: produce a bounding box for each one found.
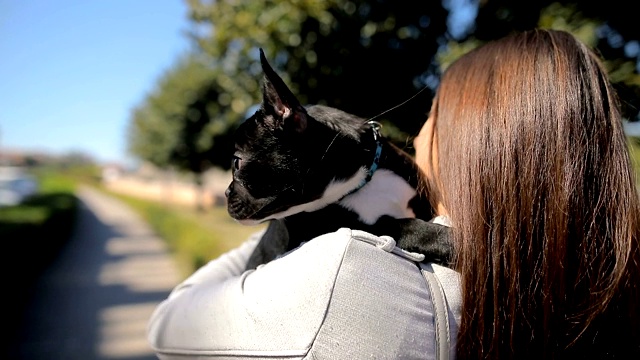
[1,171,79,357]
[0,192,78,277]
[1,173,78,275]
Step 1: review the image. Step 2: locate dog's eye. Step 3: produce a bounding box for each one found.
[233,155,243,170]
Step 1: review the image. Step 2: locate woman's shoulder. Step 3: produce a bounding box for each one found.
[242,227,432,309]
[148,227,461,359]
[290,227,429,262]
[291,228,461,358]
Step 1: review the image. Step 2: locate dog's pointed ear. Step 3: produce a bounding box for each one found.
[259,48,307,132]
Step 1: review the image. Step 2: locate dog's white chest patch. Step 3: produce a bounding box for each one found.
[262,168,368,221]
[338,169,417,224]
[262,168,416,224]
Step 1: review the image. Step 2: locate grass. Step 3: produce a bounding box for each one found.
[37,170,79,193]
[101,188,265,275]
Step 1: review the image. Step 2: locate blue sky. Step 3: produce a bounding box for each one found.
[0,0,191,164]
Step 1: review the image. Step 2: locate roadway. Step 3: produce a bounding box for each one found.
[9,186,183,360]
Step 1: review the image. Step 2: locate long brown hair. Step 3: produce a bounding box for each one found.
[421,29,640,359]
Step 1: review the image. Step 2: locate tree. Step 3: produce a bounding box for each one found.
[186,0,450,145]
[127,54,214,169]
[186,0,639,142]
[128,0,640,182]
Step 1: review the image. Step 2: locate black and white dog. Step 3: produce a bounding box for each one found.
[225,49,451,270]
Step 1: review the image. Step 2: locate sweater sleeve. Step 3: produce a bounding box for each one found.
[163,228,264,299]
[146,228,354,359]
[147,227,462,360]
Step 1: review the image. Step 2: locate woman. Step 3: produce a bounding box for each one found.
[415,29,640,359]
[147,29,640,359]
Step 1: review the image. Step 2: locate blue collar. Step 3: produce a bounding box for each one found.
[343,121,383,198]
[361,121,383,186]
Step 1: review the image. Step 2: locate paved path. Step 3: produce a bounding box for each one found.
[11,186,183,360]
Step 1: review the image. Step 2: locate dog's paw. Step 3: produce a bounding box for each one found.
[375,216,453,267]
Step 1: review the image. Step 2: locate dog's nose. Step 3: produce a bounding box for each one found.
[225,186,232,198]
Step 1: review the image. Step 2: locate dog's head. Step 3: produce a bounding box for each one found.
[225,49,370,224]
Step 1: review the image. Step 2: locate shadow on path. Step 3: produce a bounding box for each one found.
[9,186,183,360]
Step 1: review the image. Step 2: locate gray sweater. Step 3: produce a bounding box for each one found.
[147,225,461,359]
